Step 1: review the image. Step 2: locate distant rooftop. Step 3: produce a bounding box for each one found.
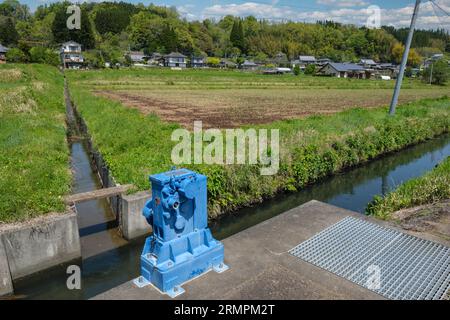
[326,62,365,72]
[242,60,258,66]
[299,55,316,62]
[62,41,81,46]
[0,43,9,53]
[165,52,186,58]
[360,59,377,65]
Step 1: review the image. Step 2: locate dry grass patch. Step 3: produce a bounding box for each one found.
[0,68,23,82]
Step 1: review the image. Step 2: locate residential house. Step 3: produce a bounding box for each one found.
[127,51,148,65]
[147,53,164,66]
[190,56,206,68]
[315,58,331,67]
[318,62,366,79]
[164,52,187,68]
[292,55,316,70]
[359,58,378,69]
[0,43,8,64]
[241,60,258,70]
[60,41,84,69]
[376,63,399,78]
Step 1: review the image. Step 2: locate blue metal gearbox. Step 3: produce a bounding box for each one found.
[134,168,228,297]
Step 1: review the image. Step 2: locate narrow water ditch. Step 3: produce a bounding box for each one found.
[11,80,450,299]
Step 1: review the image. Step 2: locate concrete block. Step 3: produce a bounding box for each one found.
[121,191,152,240]
[0,238,13,296]
[0,212,81,280]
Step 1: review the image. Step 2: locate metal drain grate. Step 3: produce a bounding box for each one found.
[289,216,450,300]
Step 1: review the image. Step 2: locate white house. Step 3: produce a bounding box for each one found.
[164,52,187,68]
[60,41,84,69]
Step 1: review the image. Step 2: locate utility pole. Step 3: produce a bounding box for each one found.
[429,61,434,85]
[389,0,421,115]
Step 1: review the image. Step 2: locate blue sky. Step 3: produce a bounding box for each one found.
[17,0,450,29]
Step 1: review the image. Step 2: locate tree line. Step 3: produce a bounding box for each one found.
[0,0,448,67]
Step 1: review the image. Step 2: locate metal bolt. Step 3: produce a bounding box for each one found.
[174,287,178,292]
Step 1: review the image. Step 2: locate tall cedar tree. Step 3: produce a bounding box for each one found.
[161,25,178,53]
[230,19,245,52]
[0,17,18,45]
[52,4,95,49]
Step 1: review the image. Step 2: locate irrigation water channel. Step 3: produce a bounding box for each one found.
[12,131,450,299]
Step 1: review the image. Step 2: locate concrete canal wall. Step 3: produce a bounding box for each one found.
[67,84,149,241]
[0,210,81,296]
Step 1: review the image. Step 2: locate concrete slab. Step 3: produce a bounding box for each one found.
[93,200,383,300]
[0,238,13,296]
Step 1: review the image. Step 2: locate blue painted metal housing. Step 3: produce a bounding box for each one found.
[138,168,227,296]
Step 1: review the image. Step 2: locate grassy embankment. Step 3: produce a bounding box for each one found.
[66,69,450,218]
[0,64,70,223]
[367,156,450,220]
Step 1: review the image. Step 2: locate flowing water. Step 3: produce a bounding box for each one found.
[12,134,450,299]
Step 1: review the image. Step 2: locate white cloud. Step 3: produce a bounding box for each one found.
[201,1,450,30]
[316,0,369,7]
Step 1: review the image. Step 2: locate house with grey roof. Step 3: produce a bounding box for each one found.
[0,43,9,64]
[164,52,187,68]
[190,56,206,68]
[292,55,316,70]
[126,51,148,65]
[241,60,259,70]
[318,62,366,79]
[359,58,378,68]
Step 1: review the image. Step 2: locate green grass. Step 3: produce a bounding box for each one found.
[366,156,450,220]
[0,64,71,223]
[67,67,442,91]
[67,68,450,218]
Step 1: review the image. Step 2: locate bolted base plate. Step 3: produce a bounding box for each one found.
[133,276,151,288]
[213,263,229,274]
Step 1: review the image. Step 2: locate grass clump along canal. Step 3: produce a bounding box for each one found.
[367,156,450,220]
[0,64,70,223]
[67,68,450,219]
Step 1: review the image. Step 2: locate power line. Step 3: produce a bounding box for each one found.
[429,1,448,26]
[430,0,450,16]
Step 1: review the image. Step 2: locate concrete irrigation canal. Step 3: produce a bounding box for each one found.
[8,129,450,299]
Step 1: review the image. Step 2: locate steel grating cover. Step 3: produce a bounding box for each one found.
[289,216,450,300]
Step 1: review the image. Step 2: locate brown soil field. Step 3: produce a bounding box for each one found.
[95,88,449,129]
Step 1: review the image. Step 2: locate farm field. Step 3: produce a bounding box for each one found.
[70,68,450,128]
[66,68,450,218]
[0,64,70,223]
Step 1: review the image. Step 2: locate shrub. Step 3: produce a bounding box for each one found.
[422,60,449,85]
[293,65,300,76]
[6,47,27,63]
[304,64,316,75]
[30,47,60,66]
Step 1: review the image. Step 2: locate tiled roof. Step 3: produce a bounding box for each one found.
[327,62,365,72]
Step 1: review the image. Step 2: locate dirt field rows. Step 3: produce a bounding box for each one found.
[95,88,448,128]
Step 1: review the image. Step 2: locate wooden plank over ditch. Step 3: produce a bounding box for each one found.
[64,184,134,204]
